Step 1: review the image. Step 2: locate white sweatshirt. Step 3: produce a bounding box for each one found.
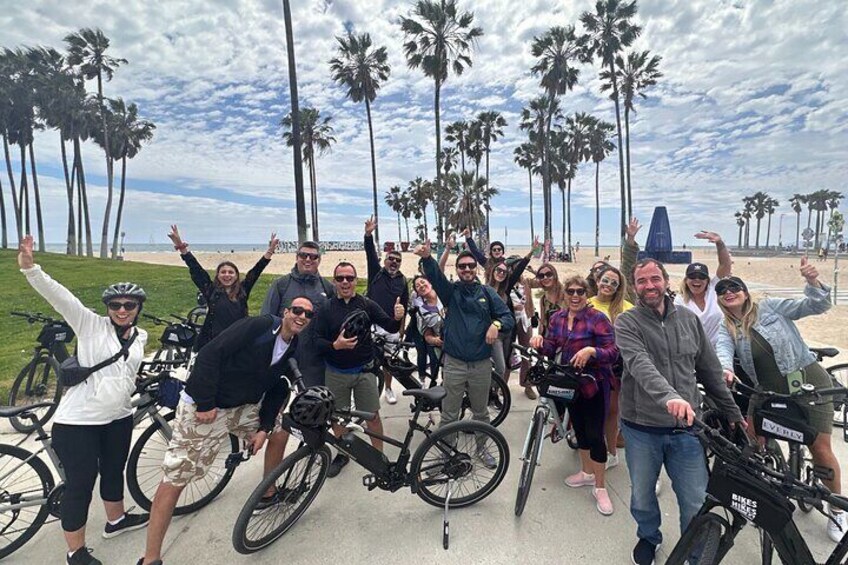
[22,265,148,425]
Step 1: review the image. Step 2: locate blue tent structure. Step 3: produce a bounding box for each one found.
[636,206,692,264]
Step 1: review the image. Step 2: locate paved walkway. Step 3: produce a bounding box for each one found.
[2,382,845,564]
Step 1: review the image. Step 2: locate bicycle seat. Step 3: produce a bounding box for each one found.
[0,402,56,419]
[402,386,447,404]
[810,347,839,359]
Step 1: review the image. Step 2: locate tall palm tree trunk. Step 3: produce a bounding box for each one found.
[74,137,93,256]
[365,98,380,246]
[737,223,742,248]
[755,217,762,248]
[594,162,600,257]
[97,71,114,259]
[2,135,20,242]
[28,144,45,252]
[100,156,115,259]
[608,65,627,240]
[484,149,491,241]
[19,144,30,235]
[0,175,6,248]
[542,93,555,245]
[434,77,443,244]
[624,106,632,220]
[567,177,573,258]
[60,136,76,255]
[282,0,307,242]
[744,219,750,248]
[765,213,772,248]
[396,212,402,243]
[111,155,128,259]
[310,159,319,241]
[528,169,535,243]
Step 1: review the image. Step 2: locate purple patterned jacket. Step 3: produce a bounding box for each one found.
[540,305,619,382]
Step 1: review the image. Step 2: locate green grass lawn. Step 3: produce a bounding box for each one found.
[0,249,354,401]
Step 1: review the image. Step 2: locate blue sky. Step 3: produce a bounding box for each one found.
[2,0,846,249]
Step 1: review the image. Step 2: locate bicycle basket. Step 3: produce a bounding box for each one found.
[38,322,75,347]
[707,459,795,532]
[159,323,197,348]
[156,375,184,409]
[754,397,817,446]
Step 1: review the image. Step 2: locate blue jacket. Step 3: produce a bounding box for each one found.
[715,283,831,383]
[421,256,513,362]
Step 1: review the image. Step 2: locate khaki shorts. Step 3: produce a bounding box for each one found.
[161,401,283,487]
[325,367,381,413]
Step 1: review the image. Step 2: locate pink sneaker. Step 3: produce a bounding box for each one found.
[564,471,595,488]
[593,487,614,515]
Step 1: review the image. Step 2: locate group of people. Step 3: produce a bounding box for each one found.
[14,212,846,565]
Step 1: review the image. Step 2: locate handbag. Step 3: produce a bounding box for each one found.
[59,331,138,388]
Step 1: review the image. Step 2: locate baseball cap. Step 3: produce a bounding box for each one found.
[714,276,748,295]
[685,263,709,278]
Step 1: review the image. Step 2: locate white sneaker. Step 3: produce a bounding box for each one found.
[827,510,847,543]
[384,388,397,405]
[655,476,662,496]
[606,453,619,470]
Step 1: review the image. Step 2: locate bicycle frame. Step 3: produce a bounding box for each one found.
[519,397,571,462]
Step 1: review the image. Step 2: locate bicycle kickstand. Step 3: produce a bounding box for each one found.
[443,478,454,550]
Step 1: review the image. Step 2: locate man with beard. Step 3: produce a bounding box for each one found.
[613,258,744,565]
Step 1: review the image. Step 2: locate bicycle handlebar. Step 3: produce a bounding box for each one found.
[733,379,847,404]
[334,408,377,422]
[10,311,61,325]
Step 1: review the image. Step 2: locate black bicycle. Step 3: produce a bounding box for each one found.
[7,312,74,433]
[369,333,512,427]
[142,313,199,365]
[232,361,510,553]
[810,346,848,438]
[665,418,848,565]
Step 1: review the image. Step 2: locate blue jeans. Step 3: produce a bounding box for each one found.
[621,422,709,546]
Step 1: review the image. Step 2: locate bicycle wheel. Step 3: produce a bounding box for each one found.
[232,445,331,554]
[0,444,55,559]
[515,408,546,517]
[665,512,725,565]
[127,411,238,515]
[787,445,815,513]
[411,420,509,509]
[459,373,511,427]
[827,363,848,427]
[8,356,62,433]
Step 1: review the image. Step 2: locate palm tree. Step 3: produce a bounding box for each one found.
[447,170,497,234]
[281,108,336,241]
[65,28,127,258]
[400,188,414,242]
[742,196,754,248]
[825,191,843,251]
[281,0,307,242]
[600,49,662,218]
[789,193,806,251]
[580,0,642,238]
[107,99,155,258]
[530,25,583,245]
[764,197,779,248]
[748,191,769,248]
[734,211,745,248]
[384,185,404,243]
[514,142,540,242]
[559,113,593,255]
[520,96,562,244]
[587,118,616,256]
[445,120,471,174]
[408,177,433,240]
[329,31,391,246]
[400,0,483,244]
[476,110,507,239]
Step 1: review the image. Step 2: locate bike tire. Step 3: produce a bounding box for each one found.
[459,372,511,427]
[665,512,725,565]
[8,356,62,434]
[515,408,546,517]
[827,363,848,427]
[127,411,239,515]
[789,446,814,514]
[411,420,509,509]
[232,445,331,554]
[0,444,55,559]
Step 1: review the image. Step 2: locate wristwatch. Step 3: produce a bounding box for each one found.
[492,320,503,330]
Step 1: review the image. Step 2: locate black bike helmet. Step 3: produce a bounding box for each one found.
[341,309,372,342]
[290,386,335,427]
[102,282,147,304]
[527,363,548,386]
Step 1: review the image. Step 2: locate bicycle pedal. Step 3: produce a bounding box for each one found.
[362,474,377,490]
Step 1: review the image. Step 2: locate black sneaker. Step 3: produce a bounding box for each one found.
[136,559,163,565]
[631,539,660,565]
[103,508,150,539]
[67,547,102,565]
[253,484,306,512]
[326,453,350,478]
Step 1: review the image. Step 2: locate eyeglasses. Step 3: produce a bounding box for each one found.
[107,301,139,312]
[564,288,587,296]
[334,275,356,283]
[289,306,315,319]
[716,284,743,296]
[599,276,619,289]
[298,251,320,261]
[386,256,402,264]
[687,274,709,281]
[537,271,554,279]
[457,263,477,271]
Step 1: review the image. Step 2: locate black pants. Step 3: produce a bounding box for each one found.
[409,323,440,382]
[569,382,609,464]
[52,415,133,532]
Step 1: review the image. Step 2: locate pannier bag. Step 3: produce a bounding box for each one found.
[37,322,75,348]
[753,396,817,446]
[159,323,197,348]
[707,459,795,533]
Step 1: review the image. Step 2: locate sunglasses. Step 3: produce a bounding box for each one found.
[687,274,709,281]
[716,284,743,296]
[491,247,504,254]
[494,267,508,275]
[298,252,320,261]
[537,271,554,279]
[334,275,356,283]
[386,255,402,264]
[565,288,587,296]
[107,301,139,312]
[457,263,477,271]
[599,276,619,289]
[289,306,315,319]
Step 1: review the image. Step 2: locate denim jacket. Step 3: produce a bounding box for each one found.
[715,283,832,384]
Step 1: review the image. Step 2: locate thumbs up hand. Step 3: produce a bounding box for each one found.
[799,256,820,287]
[393,296,406,320]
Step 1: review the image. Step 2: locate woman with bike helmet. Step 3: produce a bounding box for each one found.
[18,236,150,565]
[715,257,846,542]
[530,274,619,516]
[168,225,279,350]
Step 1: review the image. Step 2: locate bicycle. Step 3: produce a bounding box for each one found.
[231,360,510,553]
[810,346,848,438]
[512,344,592,517]
[142,313,200,365]
[665,417,848,565]
[369,333,512,427]
[7,311,74,433]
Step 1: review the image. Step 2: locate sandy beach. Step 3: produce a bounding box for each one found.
[125,246,848,363]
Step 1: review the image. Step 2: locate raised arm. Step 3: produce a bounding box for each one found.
[364,216,381,287]
[416,240,453,305]
[694,230,732,278]
[621,217,641,302]
[463,227,487,266]
[439,232,456,272]
[767,256,832,320]
[242,233,278,295]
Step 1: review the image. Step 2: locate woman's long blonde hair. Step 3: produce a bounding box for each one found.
[717,291,758,340]
[537,263,564,333]
[678,276,711,304]
[595,265,628,323]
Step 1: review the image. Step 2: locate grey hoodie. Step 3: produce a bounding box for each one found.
[614,295,742,429]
